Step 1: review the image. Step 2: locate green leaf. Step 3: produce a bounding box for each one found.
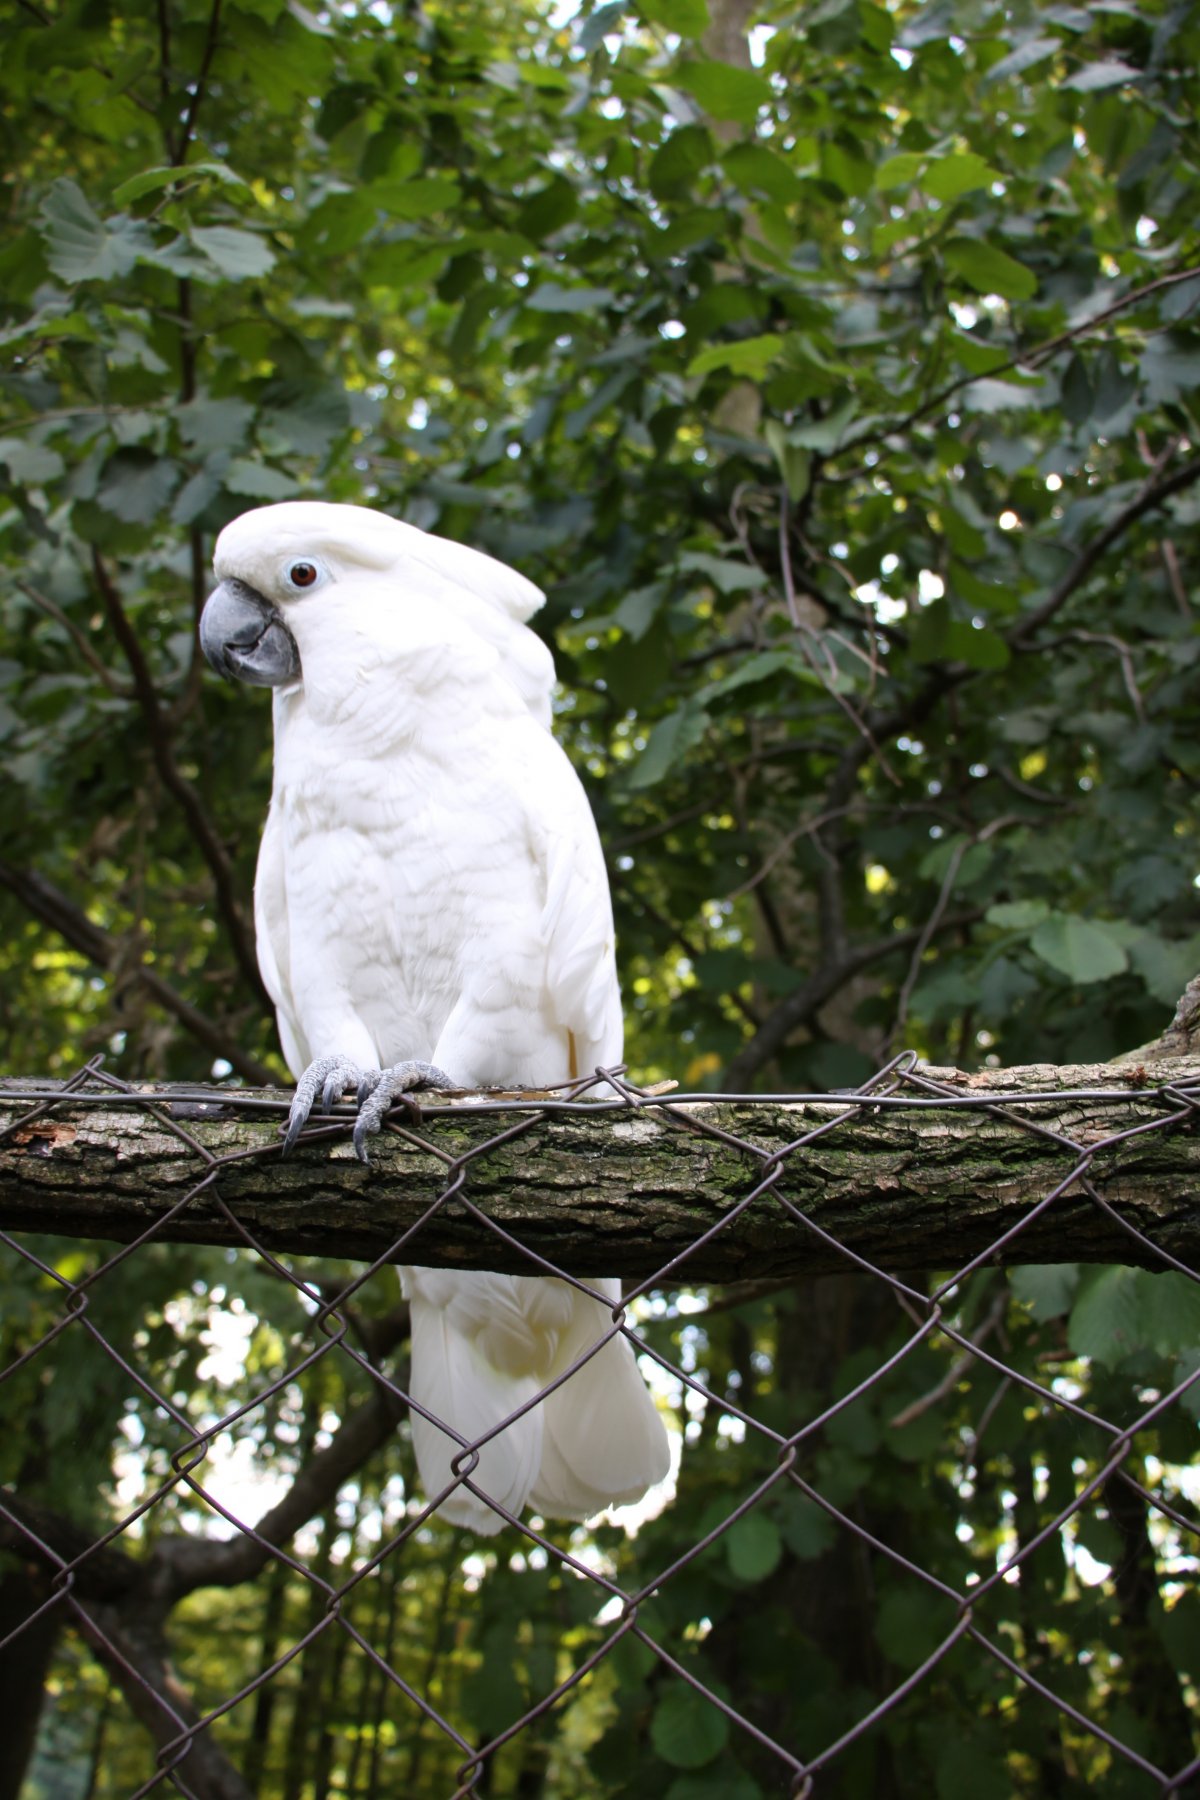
[1029,915,1129,983]
[613,582,667,641]
[1009,1264,1080,1321]
[986,899,1050,930]
[949,562,1016,612]
[665,1771,762,1800]
[371,175,461,219]
[763,422,811,501]
[177,398,256,455]
[1060,353,1093,424]
[910,600,1010,669]
[951,332,1014,377]
[1128,932,1200,1008]
[578,2,625,51]
[172,462,227,524]
[650,1683,729,1769]
[944,238,1037,300]
[699,650,815,701]
[1063,58,1141,90]
[962,374,1045,413]
[526,284,616,313]
[725,1512,782,1582]
[1139,336,1200,408]
[648,124,714,200]
[983,35,1061,84]
[875,1586,951,1672]
[777,1489,836,1559]
[722,144,804,205]
[112,161,250,205]
[821,140,872,197]
[1143,1275,1200,1361]
[96,451,179,524]
[223,459,302,499]
[875,152,924,191]
[924,153,999,201]
[1068,1266,1145,1368]
[191,225,277,279]
[784,398,857,454]
[0,437,65,484]
[628,706,710,788]
[676,551,763,593]
[673,60,773,127]
[686,334,781,379]
[515,175,577,241]
[38,180,150,283]
[460,1638,526,1736]
[641,0,709,34]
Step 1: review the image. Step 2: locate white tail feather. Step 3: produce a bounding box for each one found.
[406,1284,543,1536]
[531,1282,671,1517]
[403,1268,669,1531]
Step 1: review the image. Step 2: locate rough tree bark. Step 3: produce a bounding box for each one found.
[0,1057,1197,1279]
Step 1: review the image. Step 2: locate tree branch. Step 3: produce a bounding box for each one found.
[840,265,1200,460]
[17,582,133,698]
[720,910,981,1089]
[1008,453,1200,648]
[0,1057,1196,1277]
[0,860,276,1085]
[90,550,269,1008]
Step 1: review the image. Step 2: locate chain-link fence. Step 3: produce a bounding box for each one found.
[1,1055,1198,1799]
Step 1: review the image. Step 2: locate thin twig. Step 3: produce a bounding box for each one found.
[886,815,1019,1056]
[889,1287,1010,1429]
[1008,453,1200,648]
[17,583,133,698]
[172,0,223,167]
[1061,630,1146,722]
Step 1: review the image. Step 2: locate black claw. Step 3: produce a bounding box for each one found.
[352,1114,376,1165]
[282,1102,312,1156]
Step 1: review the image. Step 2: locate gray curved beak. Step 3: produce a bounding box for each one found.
[200,579,301,688]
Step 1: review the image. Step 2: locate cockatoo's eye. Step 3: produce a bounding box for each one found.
[288,561,319,589]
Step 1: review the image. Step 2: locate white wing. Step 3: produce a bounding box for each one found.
[252,800,308,1072]
[528,734,624,1073]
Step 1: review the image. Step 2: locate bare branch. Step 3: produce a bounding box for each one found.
[91,550,269,1009]
[17,582,133,698]
[1008,454,1200,648]
[0,860,276,1085]
[721,909,982,1090]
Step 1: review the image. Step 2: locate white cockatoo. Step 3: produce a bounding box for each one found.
[200,501,670,1534]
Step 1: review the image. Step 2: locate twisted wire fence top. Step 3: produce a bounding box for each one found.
[1,1054,1198,1798]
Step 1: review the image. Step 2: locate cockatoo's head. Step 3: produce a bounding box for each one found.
[200,500,546,693]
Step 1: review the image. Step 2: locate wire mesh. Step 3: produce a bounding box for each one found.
[0,1054,1198,1799]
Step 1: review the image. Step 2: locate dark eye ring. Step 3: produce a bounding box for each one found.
[289,561,319,588]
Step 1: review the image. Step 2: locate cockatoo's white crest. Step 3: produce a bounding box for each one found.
[202,500,670,1534]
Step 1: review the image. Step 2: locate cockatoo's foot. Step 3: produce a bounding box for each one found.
[282,1056,455,1161]
[352,1061,455,1163]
